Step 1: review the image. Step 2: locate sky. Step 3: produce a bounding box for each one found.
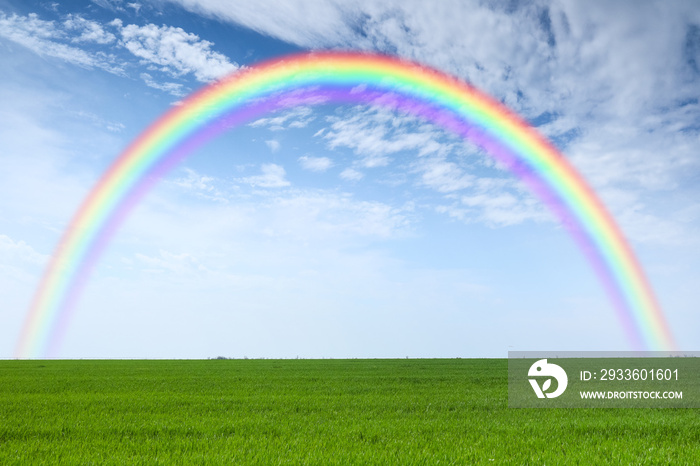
[0,0,698,359]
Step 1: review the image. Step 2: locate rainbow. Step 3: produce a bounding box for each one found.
[16,51,676,358]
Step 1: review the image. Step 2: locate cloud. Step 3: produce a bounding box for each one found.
[89,0,127,12]
[249,107,315,131]
[0,234,47,268]
[170,167,229,203]
[119,22,239,82]
[285,2,700,245]
[261,191,412,239]
[265,139,280,152]
[324,107,450,168]
[412,156,473,193]
[318,105,563,225]
[173,168,215,191]
[0,11,239,92]
[446,192,548,227]
[126,3,142,14]
[71,110,126,133]
[239,163,290,188]
[134,249,209,276]
[165,0,361,49]
[166,0,699,115]
[298,155,333,172]
[339,167,364,181]
[63,14,116,44]
[166,1,700,195]
[0,234,48,307]
[0,82,124,234]
[0,13,124,74]
[140,72,185,96]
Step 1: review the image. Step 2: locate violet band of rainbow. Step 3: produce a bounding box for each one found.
[16,52,676,358]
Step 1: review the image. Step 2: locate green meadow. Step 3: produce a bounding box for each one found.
[0,359,698,464]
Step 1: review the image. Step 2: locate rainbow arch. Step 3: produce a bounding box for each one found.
[16,51,676,358]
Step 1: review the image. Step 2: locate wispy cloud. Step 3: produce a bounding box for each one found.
[134,249,210,276]
[63,14,116,44]
[412,156,473,193]
[265,139,280,152]
[140,72,185,96]
[0,83,123,233]
[72,110,126,133]
[298,155,333,172]
[319,105,556,226]
[0,11,238,92]
[117,182,416,257]
[437,190,550,228]
[164,0,700,246]
[324,107,449,168]
[89,0,127,12]
[118,21,239,82]
[164,0,360,49]
[262,191,413,239]
[0,234,48,267]
[0,13,124,74]
[170,167,230,203]
[0,234,49,289]
[126,3,142,14]
[339,167,363,181]
[239,163,290,188]
[249,107,315,131]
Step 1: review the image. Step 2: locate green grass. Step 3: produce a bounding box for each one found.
[0,359,698,464]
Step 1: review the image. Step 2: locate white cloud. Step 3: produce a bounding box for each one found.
[0,234,47,268]
[436,199,541,228]
[319,105,567,226]
[90,0,127,11]
[140,72,185,96]
[72,110,126,133]
[0,83,121,232]
[134,249,209,276]
[121,182,415,253]
[0,11,239,89]
[265,139,280,152]
[249,107,315,131]
[339,167,364,181]
[119,22,239,82]
[0,233,49,349]
[432,173,552,227]
[169,167,230,203]
[0,13,124,74]
[164,0,700,246]
[63,14,116,44]
[239,163,290,188]
[298,155,333,172]
[173,168,215,191]
[413,156,473,193]
[463,192,544,227]
[165,0,361,49]
[166,0,699,119]
[262,191,412,239]
[324,107,451,168]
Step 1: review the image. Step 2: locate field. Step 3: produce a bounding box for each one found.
[0,359,698,464]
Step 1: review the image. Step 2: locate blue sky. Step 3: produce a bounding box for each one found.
[0,0,698,358]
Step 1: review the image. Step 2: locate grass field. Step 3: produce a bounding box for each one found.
[0,359,698,464]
